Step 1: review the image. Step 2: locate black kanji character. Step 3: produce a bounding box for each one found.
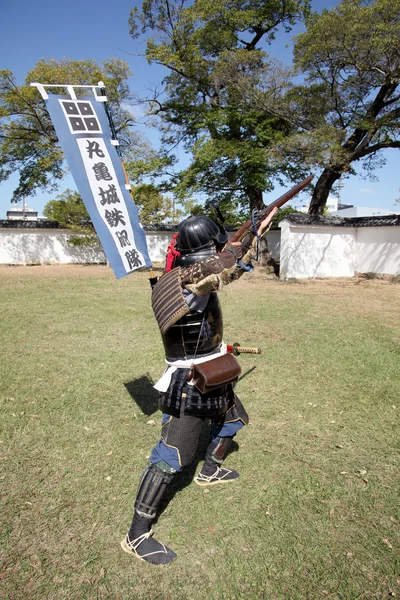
[86,140,105,159]
[104,208,126,228]
[98,184,120,206]
[125,249,142,269]
[93,162,112,181]
[115,230,131,248]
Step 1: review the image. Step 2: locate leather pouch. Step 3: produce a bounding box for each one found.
[190,353,241,394]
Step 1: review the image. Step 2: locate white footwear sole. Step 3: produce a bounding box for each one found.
[194,476,238,486]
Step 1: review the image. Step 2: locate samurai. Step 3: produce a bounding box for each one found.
[121,208,278,564]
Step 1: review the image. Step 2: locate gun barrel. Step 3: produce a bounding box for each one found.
[231,174,313,243]
[261,173,313,215]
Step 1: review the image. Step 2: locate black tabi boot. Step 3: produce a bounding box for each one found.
[195,436,239,486]
[121,462,177,565]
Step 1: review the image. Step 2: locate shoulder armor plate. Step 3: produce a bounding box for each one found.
[152,268,190,334]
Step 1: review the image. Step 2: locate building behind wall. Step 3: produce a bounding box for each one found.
[331,206,400,218]
[6,207,40,221]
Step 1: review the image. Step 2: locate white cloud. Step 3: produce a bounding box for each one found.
[359,187,375,194]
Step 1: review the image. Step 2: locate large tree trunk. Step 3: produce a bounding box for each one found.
[246,186,264,211]
[245,185,278,274]
[258,237,278,275]
[308,168,342,215]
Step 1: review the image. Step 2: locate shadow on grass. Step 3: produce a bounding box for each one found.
[237,365,256,382]
[124,374,159,416]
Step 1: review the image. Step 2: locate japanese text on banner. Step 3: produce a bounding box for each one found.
[76,137,144,271]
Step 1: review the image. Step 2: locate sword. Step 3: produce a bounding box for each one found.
[227,342,262,356]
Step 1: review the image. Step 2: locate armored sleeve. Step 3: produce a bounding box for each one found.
[183,240,258,295]
[180,250,236,286]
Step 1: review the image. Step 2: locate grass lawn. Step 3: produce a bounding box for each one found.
[0,265,399,600]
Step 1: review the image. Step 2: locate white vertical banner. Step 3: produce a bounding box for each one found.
[41,90,152,279]
[76,137,145,271]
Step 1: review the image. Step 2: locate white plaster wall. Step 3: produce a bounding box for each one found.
[0,230,106,265]
[145,232,171,263]
[0,229,174,266]
[264,230,281,259]
[3,226,399,278]
[355,227,400,275]
[279,221,356,279]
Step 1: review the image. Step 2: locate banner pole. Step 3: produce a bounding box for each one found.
[98,82,156,282]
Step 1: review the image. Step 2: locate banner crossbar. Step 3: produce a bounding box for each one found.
[30,81,107,102]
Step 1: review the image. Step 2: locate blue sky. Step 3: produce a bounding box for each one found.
[1,0,399,217]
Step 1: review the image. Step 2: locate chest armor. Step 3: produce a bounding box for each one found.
[161,292,223,361]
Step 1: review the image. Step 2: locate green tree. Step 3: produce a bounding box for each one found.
[129,0,310,213]
[0,58,144,203]
[290,0,400,214]
[43,189,99,247]
[43,189,92,231]
[272,204,304,223]
[132,183,186,223]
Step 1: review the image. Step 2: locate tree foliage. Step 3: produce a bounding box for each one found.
[0,58,144,203]
[43,189,93,231]
[198,0,400,214]
[132,183,186,223]
[129,0,310,212]
[290,0,400,213]
[272,204,304,223]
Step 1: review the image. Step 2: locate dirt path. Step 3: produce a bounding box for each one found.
[1,263,398,319]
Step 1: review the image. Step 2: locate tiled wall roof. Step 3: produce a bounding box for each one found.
[281,213,400,227]
[2,213,400,231]
[0,219,61,229]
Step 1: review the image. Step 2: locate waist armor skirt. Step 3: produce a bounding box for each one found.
[159,367,234,418]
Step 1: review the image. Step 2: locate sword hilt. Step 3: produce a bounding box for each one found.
[227,343,262,356]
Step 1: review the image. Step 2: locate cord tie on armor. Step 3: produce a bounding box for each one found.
[236,259,254,272]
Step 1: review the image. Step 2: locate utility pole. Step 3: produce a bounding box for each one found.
[337,175,343,206]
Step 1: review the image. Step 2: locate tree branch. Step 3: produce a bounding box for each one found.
[343,80,399,153]
[352,140,400,161]
[4,77,55,141]
[383,94,400,108]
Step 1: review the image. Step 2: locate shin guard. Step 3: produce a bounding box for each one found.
[134,462,176,520]
[208,436,233,465]
[196,436,239,486]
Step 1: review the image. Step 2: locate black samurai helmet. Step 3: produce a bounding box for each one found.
[173,215,228,268]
